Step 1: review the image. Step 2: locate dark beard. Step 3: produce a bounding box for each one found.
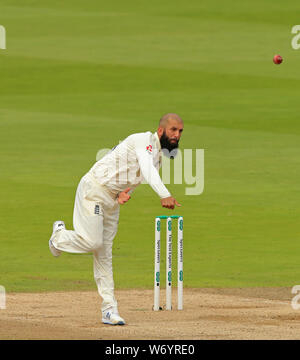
[160,131,179,159]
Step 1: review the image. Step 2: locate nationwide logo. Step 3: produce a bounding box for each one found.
[156,272,160,283]
[0,26,6,50]
[146,144,152,154]
[0,286,5,309]
[157,220,160,231]
[179,219,183,230]
[179,270,183,281]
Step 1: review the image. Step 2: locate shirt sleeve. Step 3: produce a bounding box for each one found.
[133,133,171,199]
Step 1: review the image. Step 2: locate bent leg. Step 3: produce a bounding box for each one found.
[52,175,104,254]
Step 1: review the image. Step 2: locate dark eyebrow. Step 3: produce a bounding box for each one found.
[171,126,184,132]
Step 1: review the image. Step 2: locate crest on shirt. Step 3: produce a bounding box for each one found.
[146,144,153,154]
[94,204,100,215]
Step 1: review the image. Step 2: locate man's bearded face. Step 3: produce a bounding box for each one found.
[160,129,179,152]
[160,130,179,159]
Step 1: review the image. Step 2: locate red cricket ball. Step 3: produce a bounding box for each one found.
[273,54,283,65]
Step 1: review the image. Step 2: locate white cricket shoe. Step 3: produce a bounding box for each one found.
[49,221,65,257]
[102,307,126,326]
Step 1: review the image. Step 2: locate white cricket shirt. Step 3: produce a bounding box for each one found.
[89,131,171,199]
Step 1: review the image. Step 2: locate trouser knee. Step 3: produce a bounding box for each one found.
[89,236,103,252]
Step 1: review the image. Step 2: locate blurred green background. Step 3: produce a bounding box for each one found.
[1,0,300,292]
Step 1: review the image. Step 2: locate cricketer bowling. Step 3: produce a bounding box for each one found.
[49,113,183,325]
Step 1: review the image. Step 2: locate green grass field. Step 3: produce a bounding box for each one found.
[1,0,300,293]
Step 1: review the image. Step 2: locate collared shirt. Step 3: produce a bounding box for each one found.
[89,131,171,199]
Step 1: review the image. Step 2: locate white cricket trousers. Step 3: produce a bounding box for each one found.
[52,172,120,312]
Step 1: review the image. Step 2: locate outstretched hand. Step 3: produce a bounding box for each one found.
[117,188,131,205]
[160,196,181,210]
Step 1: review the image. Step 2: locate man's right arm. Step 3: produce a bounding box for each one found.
[133,134,181,209]
[134,134,170,198]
